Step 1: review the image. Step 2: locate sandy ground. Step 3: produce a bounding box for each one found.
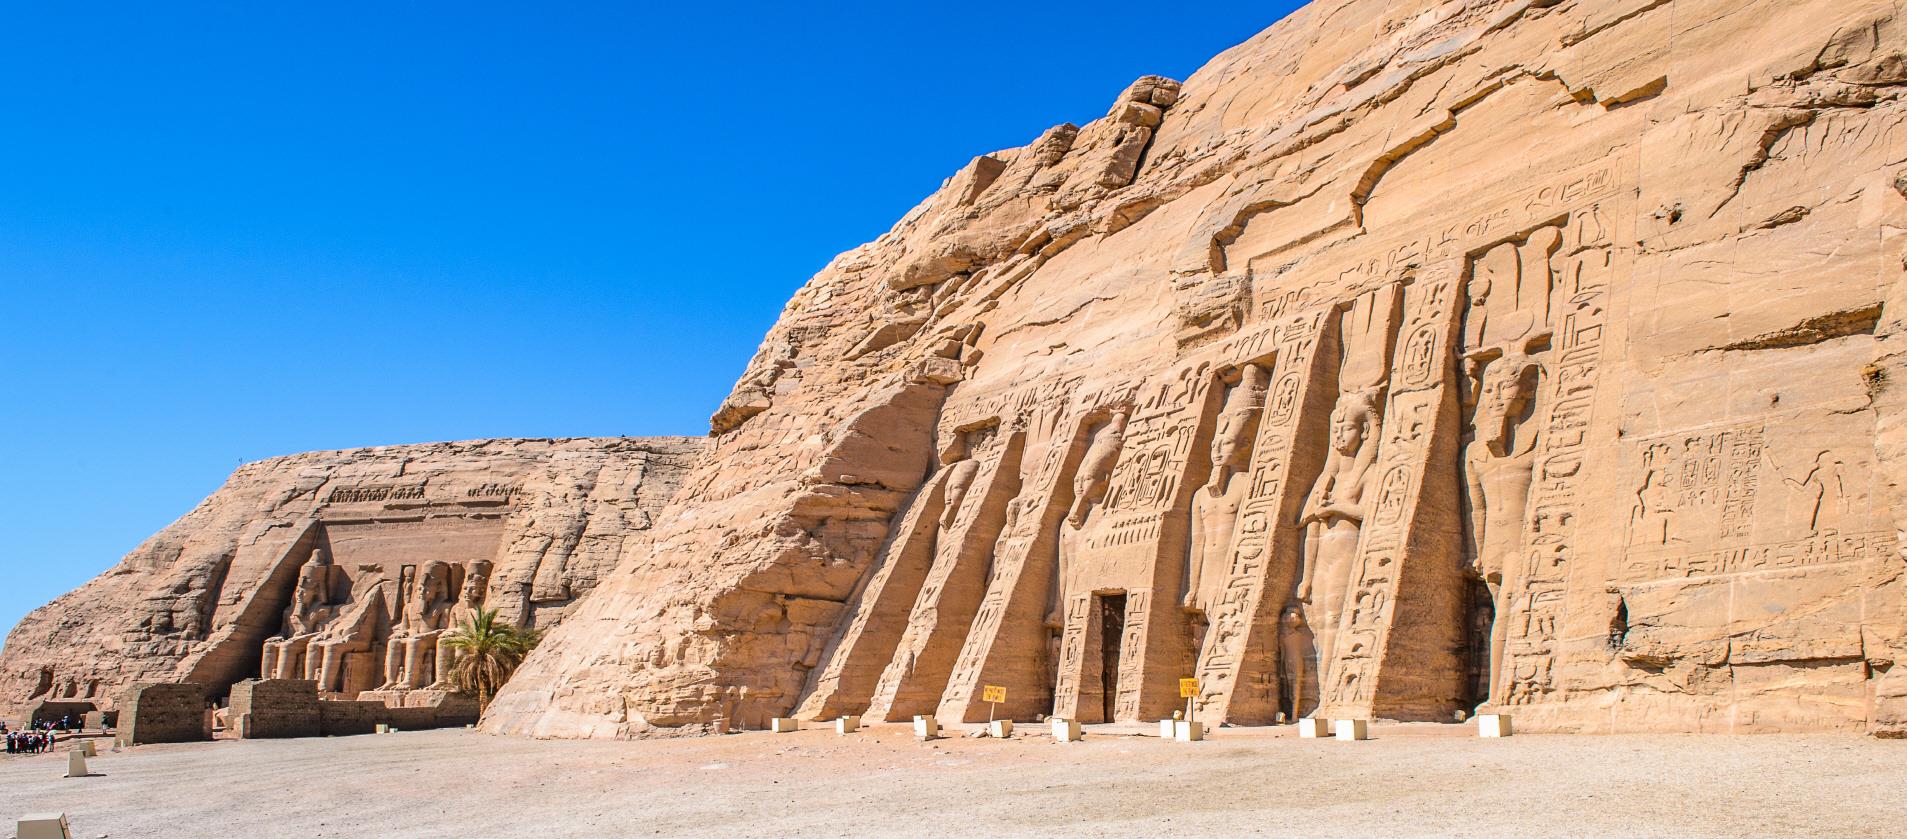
[3,722,1903,838]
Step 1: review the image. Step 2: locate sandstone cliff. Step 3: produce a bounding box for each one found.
[484,0,1907,737]
[0,437,702,715]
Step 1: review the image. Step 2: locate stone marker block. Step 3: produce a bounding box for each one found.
[1296,718,1329,738]
[1051,718,1081,742]
[1174,720,1205,742]
[1334,719,1369,741]
[835,717,859,734]
[988,719,1014,738]
[770,717,800,733]
[65,749,88,778]
[1478,714,1512,738]
[375,723,390,734]
[80,741,97,757]
[913,715,938,739]
[1158,719,1176,738]
[17,812,72,839]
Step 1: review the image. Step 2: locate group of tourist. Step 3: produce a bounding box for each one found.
[3,724,60,754]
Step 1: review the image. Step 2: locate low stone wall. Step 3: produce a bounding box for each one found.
[229,679,321,739]
[229,680,479,738]
[116,683,209,745]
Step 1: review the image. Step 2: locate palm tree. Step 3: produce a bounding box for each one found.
[440,608,542,711]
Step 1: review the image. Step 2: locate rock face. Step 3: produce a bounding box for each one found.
[485,0,1907,737]
[0,437,702,715]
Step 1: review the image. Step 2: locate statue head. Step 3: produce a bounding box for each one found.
[1281,605,1305,629]
[1328,390,1377,456]
[292,549,332,611]
[1475,352,1539,447]
[1208,366,1268,484]
[418,561,452,606]
[459,560,492,608]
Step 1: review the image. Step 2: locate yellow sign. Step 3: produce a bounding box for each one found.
[982,685,1007,703]
[1178,678,1200,698]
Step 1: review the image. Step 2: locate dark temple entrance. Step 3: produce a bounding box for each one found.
[1462,578,1494,710]
[1098,592,1126,723]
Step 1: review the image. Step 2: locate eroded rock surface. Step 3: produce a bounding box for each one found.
[0,437,701,715]
[486,0,1907,737]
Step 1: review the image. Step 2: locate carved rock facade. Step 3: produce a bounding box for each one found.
[0,437,701,715]
[486,0,1907,737]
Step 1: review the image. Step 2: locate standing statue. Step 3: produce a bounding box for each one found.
[1186,364,1270,615]
[260,549,338,680]
[1463,348,1542,706]
[379,561,456,691]
[1295,388,1381,682]
[430,560,493,688]
[1277,605,1313,720]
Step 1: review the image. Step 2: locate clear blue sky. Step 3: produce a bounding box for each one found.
[0,2,1296,638]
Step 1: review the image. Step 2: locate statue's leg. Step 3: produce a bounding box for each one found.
[1486,577,1508,706]
[404,638,428,689]
[433,638,454,686]
[260,644,280,680]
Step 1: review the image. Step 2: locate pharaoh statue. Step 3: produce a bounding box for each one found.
[430,560,493,688]
[1295,388,1381,678]
[379,561,456,691]
[259,549,339,680]
[306,569,390,694]
[1185,363,1271,616]
[1291,284,1401,698]
[1460,226,1559,706]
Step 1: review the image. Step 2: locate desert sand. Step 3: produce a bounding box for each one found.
[4,724,1902,838]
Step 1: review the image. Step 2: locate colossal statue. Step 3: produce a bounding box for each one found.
[1186,364,1270,615]
[305,570,388,694]
[259,549,338,680]
[1296,388,1381,679]
[430,560,493,688]
[379,561,455,691]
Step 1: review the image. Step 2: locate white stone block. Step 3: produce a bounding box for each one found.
[1051,718,1081,742]
[1173,720,1204,742]
[64,749,88,778]
[770,717,800,733]
[1295,717,1329,738]
[1478,714,1512,738]
[834,717,859,734]
[1159,719,1176,738]
[17,812,72,839]
[374,723,390,735]
[80,741,97,757]
[913,715,939,739]
[988,719,1014,738]
[1333,719,1369,741]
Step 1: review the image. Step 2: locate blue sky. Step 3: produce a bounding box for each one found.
[0,2,1296,638]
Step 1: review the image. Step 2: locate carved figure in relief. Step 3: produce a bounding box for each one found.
[1186,363,1270,615]
[1296,388,1381,674]
[259,549,338,680]
[379,561,456,691]
[430,560,492,687]
[1777,450,1848,534]
[1631,447,1679,546]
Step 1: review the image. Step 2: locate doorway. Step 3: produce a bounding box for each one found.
[1097,592,1127,722]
